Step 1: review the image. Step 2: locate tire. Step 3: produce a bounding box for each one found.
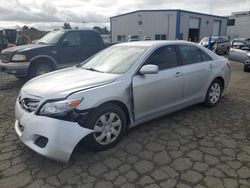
[204,79,223,107]
[244,65,250,72]
[84,104,126,150]
[15,76,27,80]
[224,47,230,55]
[29,63,53,79]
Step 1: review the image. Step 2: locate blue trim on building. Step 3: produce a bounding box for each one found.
[175,10,181,39]
[110,9,228,19]
[110,17,112,43]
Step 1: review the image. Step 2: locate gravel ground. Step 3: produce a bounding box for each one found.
[0,62,250,188]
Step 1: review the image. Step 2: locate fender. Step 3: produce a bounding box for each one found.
[30,55,58,69]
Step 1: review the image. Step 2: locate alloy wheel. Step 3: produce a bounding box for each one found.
[209,83,221,104]
[93,112,122,145]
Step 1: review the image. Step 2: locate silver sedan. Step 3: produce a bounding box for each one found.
[15,41,231,162]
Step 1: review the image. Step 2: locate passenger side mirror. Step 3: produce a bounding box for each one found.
[61,40,70,47]
[139,64,159,75]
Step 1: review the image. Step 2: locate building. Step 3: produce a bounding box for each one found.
[227,11,250,39]
[110,9,228,43]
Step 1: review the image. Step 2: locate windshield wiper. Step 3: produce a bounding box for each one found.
[84,67,104,73]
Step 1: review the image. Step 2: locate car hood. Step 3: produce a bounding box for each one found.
[2,44,51,53]
[21,66,118,99]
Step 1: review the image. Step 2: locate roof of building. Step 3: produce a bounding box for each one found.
[110,9,228,19]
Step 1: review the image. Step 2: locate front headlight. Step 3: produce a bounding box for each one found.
[39,98,81,116]
[12,54,27,61]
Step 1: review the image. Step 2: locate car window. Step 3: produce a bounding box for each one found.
[200,50,213,62]
[82,33,100,46]
[144,45,178,70]
[179,45,202,65]
[63,32,81,46]
[221,37,229,43]
[232,41,246,49]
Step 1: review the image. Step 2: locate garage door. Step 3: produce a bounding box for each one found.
[189,17,200,29]
[213,20,221,35]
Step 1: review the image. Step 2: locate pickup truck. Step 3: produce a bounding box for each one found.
[0,29,105,79]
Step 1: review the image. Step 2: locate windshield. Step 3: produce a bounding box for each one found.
[80,46,146,74]
[200,37,217,43]
[37,31,64,44]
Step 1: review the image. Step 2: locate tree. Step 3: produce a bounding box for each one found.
[93,26,110,34]
[63,23,72,29]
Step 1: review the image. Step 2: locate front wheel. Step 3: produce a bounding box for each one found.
[84,104,126,150]
[29,63,54,79]
[244,64,250,72]
[204,79,223,107]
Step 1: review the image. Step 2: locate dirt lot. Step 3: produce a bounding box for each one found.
[0,62,250,188]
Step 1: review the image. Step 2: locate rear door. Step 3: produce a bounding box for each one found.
[178,45,214,104]
[132,45,184,120]
[81,32,104,61]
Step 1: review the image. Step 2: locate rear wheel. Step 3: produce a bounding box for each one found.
[29,63,53,79]
[204,79,223,107]
[84,104,126,150]
[224,47,230,55]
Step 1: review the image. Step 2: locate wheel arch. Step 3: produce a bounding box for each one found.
[214,76,225,90]
[29,55,58,71]
[98,100,131,127]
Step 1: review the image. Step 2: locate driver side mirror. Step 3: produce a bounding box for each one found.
[61,40,70,47]
[139,64,159,75]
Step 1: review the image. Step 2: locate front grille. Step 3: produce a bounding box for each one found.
[19,98,40,112]
[0,53,12,63]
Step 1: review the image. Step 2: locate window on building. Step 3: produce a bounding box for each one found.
[179,45,202,65]
[227,19,235,26]
[155,34,167,40]
[144,45,178,70]
[117,35,126,42]
[155,35,161,40]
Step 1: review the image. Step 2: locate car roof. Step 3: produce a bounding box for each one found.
[116,40,197,47]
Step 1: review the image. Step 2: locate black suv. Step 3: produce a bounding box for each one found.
[0,29,105,79]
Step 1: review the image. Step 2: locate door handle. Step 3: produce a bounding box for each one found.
[209,64,215,69]
[175,72,183,77]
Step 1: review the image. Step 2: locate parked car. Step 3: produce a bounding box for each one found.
[229,38,250,72]
[143,36,152,40]
[128,35,140,42]
[15,41,231,162]
[0,29,104,79]
[199,36,230,55]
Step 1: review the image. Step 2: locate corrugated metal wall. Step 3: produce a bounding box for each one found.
[110,10,228,43]
[179,11,228,41]
[227,15,250,38]
[111,11,177,43]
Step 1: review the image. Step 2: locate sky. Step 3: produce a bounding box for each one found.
[0,0,249,30]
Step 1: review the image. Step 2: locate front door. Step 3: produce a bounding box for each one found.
[132,45,183,120]
[58,31,84,68]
